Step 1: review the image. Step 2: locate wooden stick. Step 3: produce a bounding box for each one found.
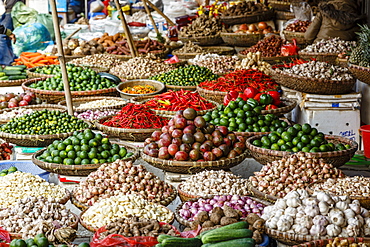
[114,0,138,57]
[49,0,74,115]
[142,0,160,35]
[142,0,176,26]
[63,27,82,41]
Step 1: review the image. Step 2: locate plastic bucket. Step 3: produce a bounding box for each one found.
[360,125,370,158]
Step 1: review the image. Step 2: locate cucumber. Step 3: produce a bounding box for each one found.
[8,75,27,80]
[201,229,253,244]
[203,238,255,247]
[197,229,215,239]
[157,235,174,243]
[0,76,9,80]
[0,72,5,77]
[4,65,26,70]
[4,70,22,76]
[155,244,163,247]
[161,237,202,247]
[215,222,248,230]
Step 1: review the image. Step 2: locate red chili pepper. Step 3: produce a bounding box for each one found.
[265,104,278,110]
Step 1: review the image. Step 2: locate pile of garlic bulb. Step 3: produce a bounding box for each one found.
[262,189,370,237]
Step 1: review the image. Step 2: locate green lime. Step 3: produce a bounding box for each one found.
[345,144,351,149]
[8,166,17,172]
[203,114,211,122]
[252,139,262,147]
[228,101,237,110]
[292,147,300,152]
[34,234,46,243]
[287,127,298,136]
[293,123,302,131]
[63,138,72,145]
[78,243,90,247]
[74,157,82,165]
[220,118,229,126]
[238,100,246,109]
[296,142,305,150]
[302,123,312,134]
[238,123,247,132]
[319,144,329,152]
[292,137,300,146]
[336,143,346,151]
[72,138,80,145]
[271,143,280,151]
[119,147,127,157]
[243,104,252,111]
[280,144,288,151]
[81,144,90,152]
[88,151,97,159]
[25,238,35,247]
[10,239,27,247]
[95,133,103,141]
[64,158,74,165]
[310,147,320,152]
[65,145,74,152]
[91,158,100,164]
[35,237,49,247]
[67,151,76,159]
[45,156,54,163]
[59,150,67,159]
[302,147,310,152]
[81,159,90,165]
[57,143,66,151]
[101,143,110,150]
[112,154,121,161]
[53,156,63,164]
[268,133,280,143]
[285,141,294,148]
[277,139,286,146]
[261,136,271,146]
[327,143,335,151]
[281,132,293,142]
[301,135,311,144]
[0,172,7,176]
[88,139,98,147]
[236,111,245,119]
[310,128,318,136]
[261,126,270,132]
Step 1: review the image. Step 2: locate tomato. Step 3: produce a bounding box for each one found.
[253,93,262,101]
[265,104,278,110]
[267,90,280,101]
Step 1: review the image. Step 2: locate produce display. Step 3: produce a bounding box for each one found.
[0,142,13,161]
[235,52,271,75]
[249,152,345,198]
[179,195,265,222]
[251,123,351,152]
[0,166,18,176]
[262,189,370,237]
[198,69,279,92]
[179,14,224,38]
[285,20,311,32]
[143,90,215,112]
[0,197,76,239]
[235,22,273,34]
[36,129,133,165]
[0,108,35,121]
[176,41,204,53]
[349,25,370,67]
[300,37,356,54]
[0,65,27,81]
[74,99,125,110]
[310,177,370,198]
[279,60,354,81]
[53,38,105,56]
[0,109,88,135]
[121,84,156,94]
[73,159,175,206]
[81,194,174,228]
[109,56,174,78]
[99,217,179,238]
[143,108,247,161]
[9,234,64,247]
[223,88,281,108]
[180,170,249,196]
[0,172,67,208]
[29,65,118,91]
[188,54,240,74]
[149,65,219,87]
[101,103,168,129]
[14,52,59,68]
[74,109,119,121]
[222,1,269,16]
[239,35,285,57]
[68,53,121,68]
[325,238,370,247]
[0,91,39,109]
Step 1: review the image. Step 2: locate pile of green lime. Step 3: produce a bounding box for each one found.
[0,166,18,176]
[0,109,89,135]
[203,98,288,132]
[38,129,133,165]
[252,123,352,152]
[30,65,116,91]
[9,233,90,247]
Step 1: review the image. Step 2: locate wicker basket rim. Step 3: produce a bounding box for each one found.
[178,34,221,40]
[269,0,291,5]
[220,32,262,37]
[0,104,67,113]
[292,237,370,247]
[283,30,306,35]
[220,8,274,19]
[248,183,280,202]
[0,78,29,84]
[172,46,235,56]
[58,96,127,106]
[116,79,165,97]
[95,115,164,133]
[298,50,340,56]
[348,63,370,71]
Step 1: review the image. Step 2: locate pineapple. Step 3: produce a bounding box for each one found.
[349,25,370,66]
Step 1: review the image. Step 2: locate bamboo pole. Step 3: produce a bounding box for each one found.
[49,0,74,115]
[114,0,138,57]
[63,27,82,41]
[142,0,176,26]
[142,0,160,35]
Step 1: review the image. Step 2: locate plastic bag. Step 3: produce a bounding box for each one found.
[11,2,38,28]
[12,23,51,56]
[36,14,55,41]
[90,0,105,13]
[281,39,299,56]
[292,1,312,21]
[0,227,10,243]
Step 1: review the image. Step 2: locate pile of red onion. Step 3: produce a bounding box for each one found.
[179,195,265,221]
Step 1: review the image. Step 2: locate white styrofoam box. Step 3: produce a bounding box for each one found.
[357,80,370,124]
[281,86,302,122]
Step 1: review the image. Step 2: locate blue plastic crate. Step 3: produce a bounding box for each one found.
[0,161,50,182]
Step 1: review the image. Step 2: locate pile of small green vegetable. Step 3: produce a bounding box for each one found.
[0,65,27,81]
[29,65,116,91]
[0,166,18,176]
[149,65,219,86]
[0,109,88,135]
[37,129,133,165]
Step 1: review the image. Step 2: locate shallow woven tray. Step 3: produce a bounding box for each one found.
[95,115,165,142]
[266,228,336,245]
[248,183,279,203]
[32,142,139,176]
[338,58,348,68]
[238,53,297,65]
[283,30,307,44]
[348,63,370,85]
[165,84,197,91]
[141,149,249,174]
[22,78,119,104]
[220,32,263,47]
[116,79,165,100]
[172,46,235,60]
[27,64,107,79]
[220,9,275,25]
[271,68,356,94]
[178,34,223,46]
[246,134,358,167]
[269,0,291,11]
[0,104,67,125]
[0,78,29,87]
[276,10,295,20]
[293,237,370,247]
[298,51,338,65]
[58,96,127,113]
[111,49,169,61]
[79,204,175,232]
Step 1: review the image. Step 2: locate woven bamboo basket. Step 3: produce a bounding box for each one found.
[27,64,108,79]
[348,63,370,85]
[307,180,370,209]
[298,51,339,65]
[95,115,166,142]
[79,204,175,232]
[172,46,235,60]
[31,142,139,176]
[237,53,298,65]
[283,30,307,44]
[248,183,279,203]
[269,0,291,11]
[276,10,295,20]
[116,79,166,100]
[220,9,275,25]
[270,68,356,94]
[22,78,119,104]
[178,34,223,46]
[165,84,197,91]
[293,237,370,247]
[0,78,29,87]
[246,134,358,167]
[338,58,348,68]
[58,96,127,112]
[141,149,249,174]
[177,183,204,202]
[196,86,227,104]
[0,104,67,125]
[111,48,170,61]
[220,32,263,47]
[65,55,85,62]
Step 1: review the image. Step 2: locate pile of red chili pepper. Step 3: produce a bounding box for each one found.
[102,103,168,129]
[144,90,215,111]
[198,69,279,92]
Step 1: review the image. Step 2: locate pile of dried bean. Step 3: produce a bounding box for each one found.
[240,35,284,57]
[222,1,269,16]
[179,15,224,37]
[106,39,166,56]
[285,20,311,32]
[177,41,204,53]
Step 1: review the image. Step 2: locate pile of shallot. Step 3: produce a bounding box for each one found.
[249,152,345,198]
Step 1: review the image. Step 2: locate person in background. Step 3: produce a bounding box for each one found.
[304,0,361,44]
[0,24,16,43]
